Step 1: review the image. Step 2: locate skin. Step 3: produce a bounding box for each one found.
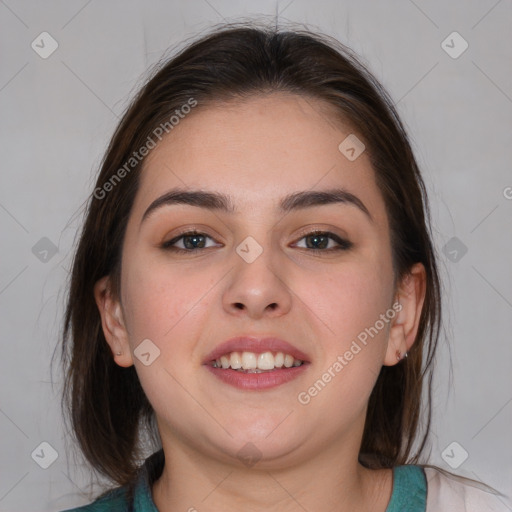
[95,93,426,512]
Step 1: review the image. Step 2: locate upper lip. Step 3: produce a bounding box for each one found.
[203,336,311,364]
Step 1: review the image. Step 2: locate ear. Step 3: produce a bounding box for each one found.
[384,263,427,366]
[93,275,134,368]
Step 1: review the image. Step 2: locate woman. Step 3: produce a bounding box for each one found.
[60,23,506,511]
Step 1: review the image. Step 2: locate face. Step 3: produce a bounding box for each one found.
[99,93,416,468]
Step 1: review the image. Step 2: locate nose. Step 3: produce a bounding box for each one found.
[222,243,293,320]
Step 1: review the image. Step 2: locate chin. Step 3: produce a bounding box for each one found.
[216,422,305,465]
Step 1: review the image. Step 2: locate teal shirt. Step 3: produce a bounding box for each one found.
[62,450,427,511]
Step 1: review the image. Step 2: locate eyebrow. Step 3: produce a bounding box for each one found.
[141,187,373,225]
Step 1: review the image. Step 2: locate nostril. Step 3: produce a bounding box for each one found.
[231,302,279,312]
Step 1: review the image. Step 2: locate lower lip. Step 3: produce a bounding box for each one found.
[204,364,309,390]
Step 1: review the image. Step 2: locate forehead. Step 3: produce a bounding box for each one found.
[133,93,387,223]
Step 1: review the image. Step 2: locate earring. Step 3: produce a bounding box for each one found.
[116,351,122,356]
[396,350,408,361]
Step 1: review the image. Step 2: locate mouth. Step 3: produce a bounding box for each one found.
[203,337,310,390]
[208,350,306,372]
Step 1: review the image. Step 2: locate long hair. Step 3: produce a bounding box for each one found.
[59,22,442,490]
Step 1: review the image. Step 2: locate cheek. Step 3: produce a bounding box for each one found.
[120,256,219,418]
[298,258,395,348]
[294,277,392,425]
[294,255,395,418]
[121,254,217,344]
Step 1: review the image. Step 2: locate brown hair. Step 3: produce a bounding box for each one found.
[59,22,441,491]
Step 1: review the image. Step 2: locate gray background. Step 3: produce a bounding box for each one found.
[1,1,511,510]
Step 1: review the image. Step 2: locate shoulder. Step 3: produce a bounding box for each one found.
[424,467,510,512]
[59,486,129,512]
[59,449,164,512]
[386,465,427,511]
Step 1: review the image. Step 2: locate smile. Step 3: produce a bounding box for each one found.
[203,336,311,390]
[209,351,304,372]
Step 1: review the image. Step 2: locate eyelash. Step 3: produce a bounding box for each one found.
[161,229,353,254]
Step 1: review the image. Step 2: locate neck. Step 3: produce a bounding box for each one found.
[152,433,392,512]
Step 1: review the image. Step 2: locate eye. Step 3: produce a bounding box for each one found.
[292,230,352,251]
[162,230,221,253]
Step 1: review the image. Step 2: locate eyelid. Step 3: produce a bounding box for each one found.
[292,223,350,241]
[161,228,222,250]
[290,229,353,251]
[160,226,352,253]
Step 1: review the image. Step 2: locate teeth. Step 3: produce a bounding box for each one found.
[257,352,275,370]
[230,351,242,369]
[211,351,304,370]
[241,352,257,370]
[284,354,294,368]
